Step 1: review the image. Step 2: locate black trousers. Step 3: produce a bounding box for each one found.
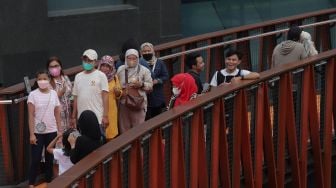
[29,132,57,185]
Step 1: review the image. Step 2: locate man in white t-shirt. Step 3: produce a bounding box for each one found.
[71,49,109,131]
[210,49,260,86]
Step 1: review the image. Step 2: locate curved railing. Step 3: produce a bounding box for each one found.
[0,8,335,187]
[48,49,336,187]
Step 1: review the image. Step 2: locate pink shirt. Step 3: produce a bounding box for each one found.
[27,89,60,133]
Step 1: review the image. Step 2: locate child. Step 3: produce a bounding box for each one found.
[47,129,74,175]
[27,70,62,187]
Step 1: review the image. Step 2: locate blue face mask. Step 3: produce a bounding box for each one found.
[82,61,94,71]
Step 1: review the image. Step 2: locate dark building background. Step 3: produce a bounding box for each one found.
[0,0,181,86]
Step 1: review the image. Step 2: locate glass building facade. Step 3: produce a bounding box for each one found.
[181,0,336,36]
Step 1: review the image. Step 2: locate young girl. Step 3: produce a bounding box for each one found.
[47,129,74,175]
[27,70,62,187]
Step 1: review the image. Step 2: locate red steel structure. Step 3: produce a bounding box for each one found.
[0,8,335,188]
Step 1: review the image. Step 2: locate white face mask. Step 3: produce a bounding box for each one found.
[172,87,181,96]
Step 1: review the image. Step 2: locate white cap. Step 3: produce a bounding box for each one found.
[83,49,98,60]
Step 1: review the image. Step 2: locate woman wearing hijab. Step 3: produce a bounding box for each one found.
[67,110,102,164]
[117,49,153,133]
[167,73,198,110]
[300,31,318,57]
[140,42,169,120]
[98,55,122,140]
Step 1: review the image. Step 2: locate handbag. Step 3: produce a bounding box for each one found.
[124,66,144,111]
[35,93,51,133]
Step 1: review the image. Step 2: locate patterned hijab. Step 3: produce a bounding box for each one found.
[171,73,197,107]
[99,55,116,81]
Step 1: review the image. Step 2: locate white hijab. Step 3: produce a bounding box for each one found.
[140,42,157,65]
[125,49,140,76]
[300,31,318,57]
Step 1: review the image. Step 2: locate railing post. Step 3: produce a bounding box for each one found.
[211,98,230,188]
[259,26,276,71]
[256,83,277,187]
[234,90,254,188]
[190,108,208,188]
[278,73,301,188]
[110,152,122,188]
[170,117,186,188]
[149,128,165,188]
[323,57,335,188]
[300,65,324,188]
[129,140,144,188]
[0,96,14,183]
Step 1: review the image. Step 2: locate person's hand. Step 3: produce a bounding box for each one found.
[102,116,109,129]
[30,134,37,145]
[230,77,242,83]
[129,80,143,88]
[68,133,77,149]
[153,79,159,85]
[219,82,231,86]
[70,118,77,128]
[113,87,121,97]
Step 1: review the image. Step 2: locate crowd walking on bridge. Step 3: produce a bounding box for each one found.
[26,26,318,187]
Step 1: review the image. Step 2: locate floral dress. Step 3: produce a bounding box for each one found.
[53,75,72,131]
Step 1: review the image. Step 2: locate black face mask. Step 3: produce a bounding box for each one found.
[142,53,153,61]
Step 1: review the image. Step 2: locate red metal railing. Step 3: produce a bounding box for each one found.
[0,8,335,187]
[48,49,336,187]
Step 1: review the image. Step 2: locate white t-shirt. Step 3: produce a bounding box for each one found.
[72,70,109,123]
[27,89,60,133]
[210,68,251,86]
[53,148,73,175]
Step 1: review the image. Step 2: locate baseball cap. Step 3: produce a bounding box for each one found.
[82,49,98,60]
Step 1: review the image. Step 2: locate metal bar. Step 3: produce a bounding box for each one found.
[159,19,336,60]
[323,58,335,188]
[0,100,13,105]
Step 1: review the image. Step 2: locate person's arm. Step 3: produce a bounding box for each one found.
[47,134,62,154]
[142,69,153,92]
[68,134,79,164]
[71,96,77,128]
[101,91,109,128]
[54,105,62,134]
[28,103,37,145]
[155,61,169,85]
[242,72,260,80]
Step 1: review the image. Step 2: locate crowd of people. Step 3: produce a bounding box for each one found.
[26,26,318,187]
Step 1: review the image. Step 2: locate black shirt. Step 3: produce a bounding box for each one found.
[187,70,203,94]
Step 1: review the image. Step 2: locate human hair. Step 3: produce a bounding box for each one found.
[62,128,75,157]
[225,49,243,60]
[46,56,64,89]
[185,53,202,69]
[46,56,64,76]
[32,70,50,90]
[119,38,141,62]
[287,26,302,41]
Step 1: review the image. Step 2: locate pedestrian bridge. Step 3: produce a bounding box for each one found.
[0,8,335,188]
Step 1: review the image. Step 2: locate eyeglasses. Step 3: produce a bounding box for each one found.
[49,64,60,68]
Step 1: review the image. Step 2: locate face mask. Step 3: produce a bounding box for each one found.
[82,61,94,71]
[172,87,181,96]
[37,80,50,89]
[49,67,61,77]
[142,53,153,61]
[127,61,137,68]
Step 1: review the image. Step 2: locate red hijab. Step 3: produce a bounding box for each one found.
[171,73,197,107]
